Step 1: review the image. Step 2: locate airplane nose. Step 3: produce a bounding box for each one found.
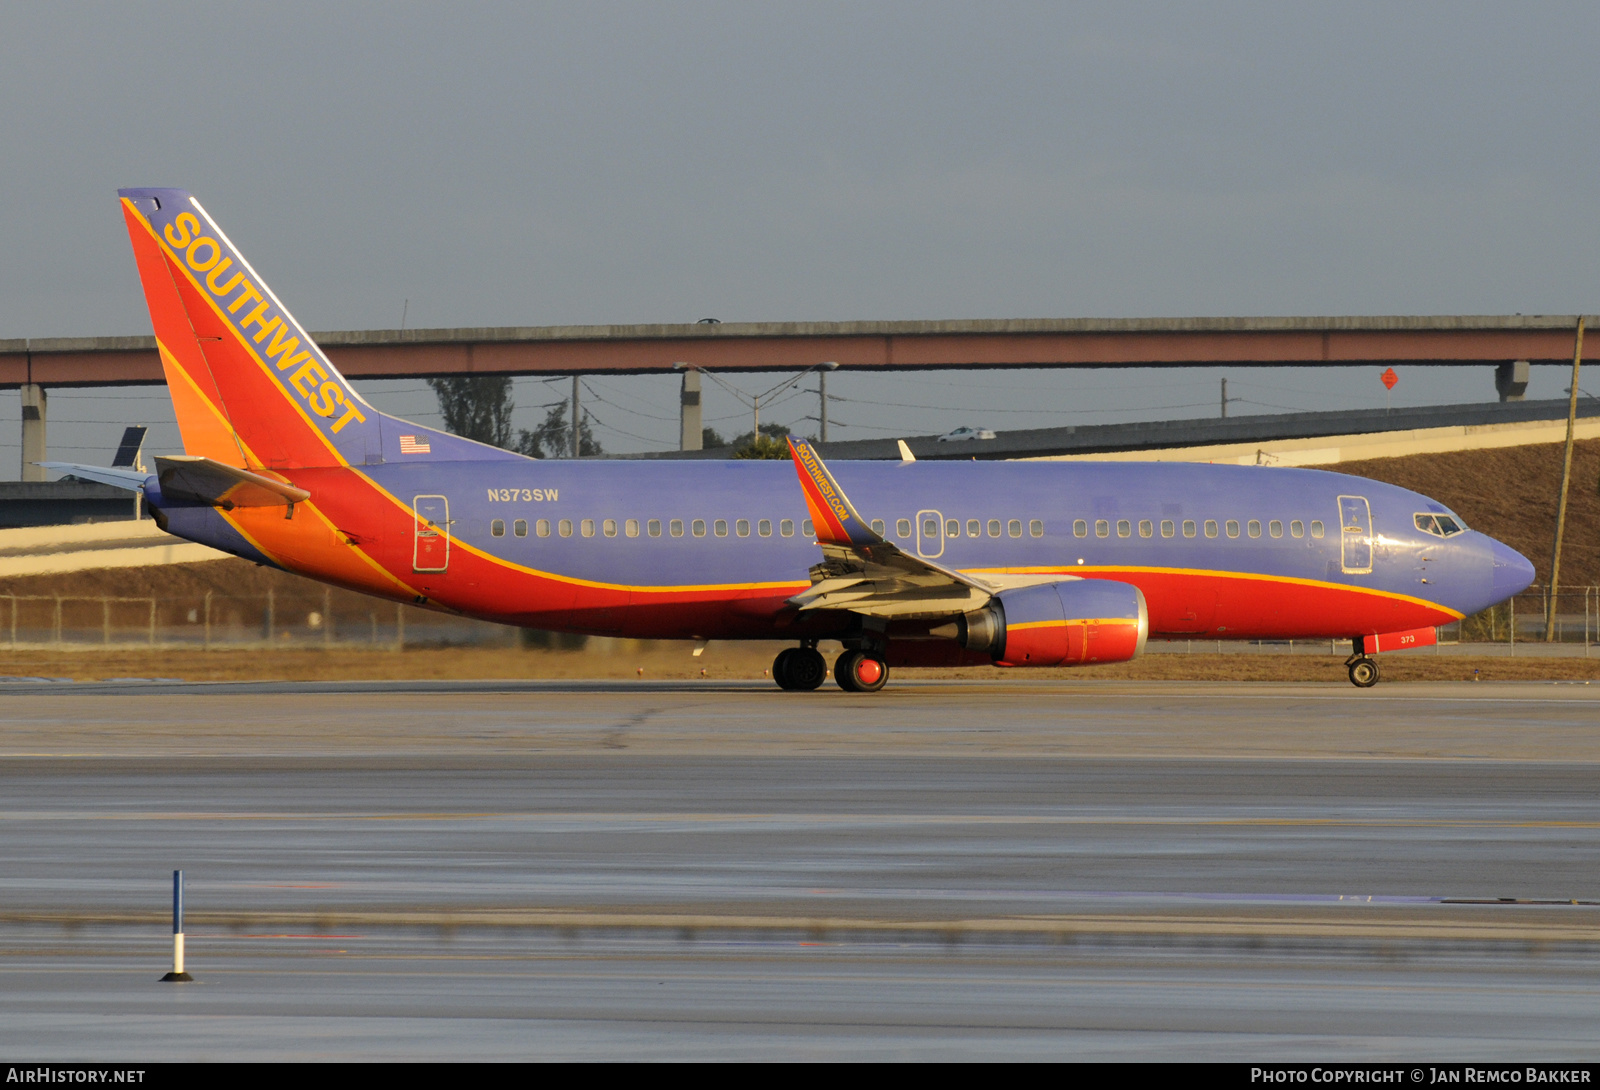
[1490,538,1536,602]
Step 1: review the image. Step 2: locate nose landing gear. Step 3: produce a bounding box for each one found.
[1346,652,1380,688]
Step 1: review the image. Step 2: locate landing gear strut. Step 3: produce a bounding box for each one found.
[1346,652,1379,688]
[834,649,889,693]
[773,644,827,690]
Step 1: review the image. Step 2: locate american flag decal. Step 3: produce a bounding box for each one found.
[398,435,431,454]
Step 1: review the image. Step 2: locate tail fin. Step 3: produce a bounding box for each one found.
[118,189,381,470]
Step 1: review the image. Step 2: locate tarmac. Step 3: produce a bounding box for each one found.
[4,678,1600,1059]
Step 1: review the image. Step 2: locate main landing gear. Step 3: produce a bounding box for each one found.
[772,644,827,690]
[1345,650,1380,688]
[834,649,889,693]
[771,643,891,692]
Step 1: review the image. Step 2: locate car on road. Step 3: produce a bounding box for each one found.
[937,426,997,442]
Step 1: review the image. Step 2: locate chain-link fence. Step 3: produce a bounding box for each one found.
[0,588,521,650]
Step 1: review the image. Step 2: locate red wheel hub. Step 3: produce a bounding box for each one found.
[854,657,883,685]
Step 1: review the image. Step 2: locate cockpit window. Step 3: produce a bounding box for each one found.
[1415,512,1466,537]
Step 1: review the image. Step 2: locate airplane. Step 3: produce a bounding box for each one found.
[44,188,1537,692]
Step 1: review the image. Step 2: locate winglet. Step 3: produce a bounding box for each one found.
[787,438,882,547]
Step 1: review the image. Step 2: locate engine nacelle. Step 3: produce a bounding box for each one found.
[937,579,1148,667]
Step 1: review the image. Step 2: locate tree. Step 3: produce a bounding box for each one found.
[515,401,603,459]
[701,426,727,449]
[729,422,792,459]
[426,375,514,448]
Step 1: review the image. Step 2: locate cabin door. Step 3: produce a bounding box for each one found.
[916,509,945,559]
[413,495,451,572]
[1337,495,1372,574]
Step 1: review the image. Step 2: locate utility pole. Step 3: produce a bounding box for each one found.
[1547,316,1586,640]
[819,368,829,442]
[1221,377,1228,419]
[570,375,580,459]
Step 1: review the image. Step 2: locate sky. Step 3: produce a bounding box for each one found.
[2,2,1598,469]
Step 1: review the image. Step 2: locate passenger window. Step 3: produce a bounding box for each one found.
[758,519,772,537]
[1160,520,1175,538]
[735,519,750,537]
[1073,519,1088,538]
[1225,520,1239,538]
[692,519,706,537]
[513,519,527,537]
[1008,519,1023,538]
[1290,520,1304,538]
[989,519,1003,538]
[1029,520,1043,538]
[1268,520,1282,538]
[1138,520,1153,538]
[1204,520,1218,538]
[536,519,551,538]
[946,519,960,537]
[1310,520,1325,538]
[968,519,981,537]
[603,519,618,537]
[558,519,573,538]
[1247,520,1261,538]
[582,519,596,538]
[714,520,728,537]
[870,519,883,535]
[896,519,911,538]
[1095,519,1110,538]
[1182,520,1196,538]
[670,519,685,538]
[782,519,796,537]
[490,519,505,537]
[625,519,640,538]
[803,520,814,536]
[648,519,662,537]
[1116,520,1131,538]
[924,517,939,536]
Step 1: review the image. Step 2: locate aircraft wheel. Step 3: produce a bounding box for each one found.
[772,648,798,690]
[835,650,889,693]
[1348,658,1379,688]
[781,647,827,691]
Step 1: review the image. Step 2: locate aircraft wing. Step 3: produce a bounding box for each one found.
[36,461,152,491]
[786,438,995,619]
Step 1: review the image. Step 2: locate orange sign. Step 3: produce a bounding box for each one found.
[1380,367,1398,390]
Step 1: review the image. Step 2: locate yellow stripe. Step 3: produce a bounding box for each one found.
[970,564,1465,620]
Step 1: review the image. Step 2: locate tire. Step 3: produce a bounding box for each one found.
[785,647,827,691]
[772,648,798,690]
[835,650,889,693]
[1348,658,1379,688]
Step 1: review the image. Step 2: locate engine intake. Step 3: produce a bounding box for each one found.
[936,579,1148,666]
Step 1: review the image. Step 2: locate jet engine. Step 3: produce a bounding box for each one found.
[932,579,1148,666]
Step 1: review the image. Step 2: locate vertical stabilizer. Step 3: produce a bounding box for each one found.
[118,189,382,470]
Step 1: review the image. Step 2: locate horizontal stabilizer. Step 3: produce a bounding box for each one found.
[155,456,310,509]
[36,462,153,492]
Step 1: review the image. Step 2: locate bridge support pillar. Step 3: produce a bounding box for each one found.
[1496,359,1530,402]
[20,384,46,481]
[679,368,702,451]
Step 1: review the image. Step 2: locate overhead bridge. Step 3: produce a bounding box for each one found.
[0,315,1587,475]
